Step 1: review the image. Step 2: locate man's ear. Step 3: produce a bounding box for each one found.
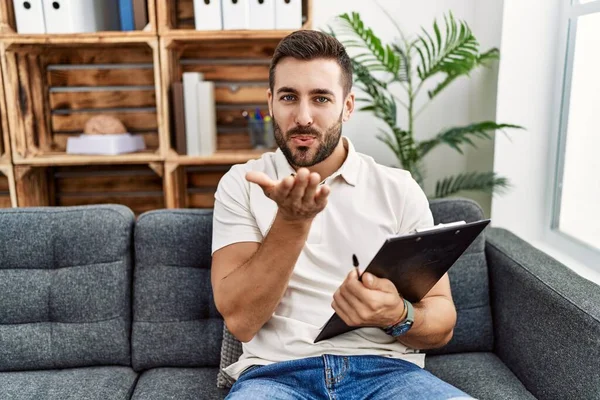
[267,88,273,117]
[343,91,355,122]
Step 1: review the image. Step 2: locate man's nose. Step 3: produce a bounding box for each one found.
[294,101,313,127]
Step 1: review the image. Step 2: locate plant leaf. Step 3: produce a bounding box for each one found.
[433,172,511,198]
[415,12,479,83]
[336,12,402,77]
[418,122,525,158]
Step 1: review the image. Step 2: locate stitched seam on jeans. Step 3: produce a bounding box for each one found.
[333,357,349,384]
[488,241,600,324]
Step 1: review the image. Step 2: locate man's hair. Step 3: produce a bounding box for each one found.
[269,30,353,97]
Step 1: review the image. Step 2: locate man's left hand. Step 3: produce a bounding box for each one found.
[332,269,406,329]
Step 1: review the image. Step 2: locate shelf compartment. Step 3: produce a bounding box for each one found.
[1,40,166,165]
[164,162,233,208]
[157,0,311,33]
[161,36,280,158]
[0,0,157,36]
[14,163,165,215]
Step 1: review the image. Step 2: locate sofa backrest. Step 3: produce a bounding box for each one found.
[131,210,222,371]
[0,205,134,371]
[426,198,494,354]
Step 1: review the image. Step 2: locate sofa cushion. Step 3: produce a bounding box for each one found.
[0,366,138,400]
[131,367,229,400]
[425,352,535,400]
[426,198,494,355]
[132,210,223,371]
[0,205,134,371]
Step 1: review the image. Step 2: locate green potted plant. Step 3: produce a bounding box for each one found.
[328,11,523,198]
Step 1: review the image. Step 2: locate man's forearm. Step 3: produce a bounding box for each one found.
[396,296,456,350]
[221,212,311,341]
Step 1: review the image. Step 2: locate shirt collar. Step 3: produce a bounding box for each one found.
[274,136,360,186]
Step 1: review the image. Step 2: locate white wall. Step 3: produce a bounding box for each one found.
[312,0,504,216]
[492,0,562,240]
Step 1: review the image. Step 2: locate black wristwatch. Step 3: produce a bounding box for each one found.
[383,298,414,337]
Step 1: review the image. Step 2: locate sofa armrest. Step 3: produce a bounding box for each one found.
[486,228,600,400]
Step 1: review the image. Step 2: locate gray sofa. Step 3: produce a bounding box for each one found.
[0,199,598,400]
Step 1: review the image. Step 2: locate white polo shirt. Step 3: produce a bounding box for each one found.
[212,137,434,380]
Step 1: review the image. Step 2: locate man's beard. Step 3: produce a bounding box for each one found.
[273,112,343,168]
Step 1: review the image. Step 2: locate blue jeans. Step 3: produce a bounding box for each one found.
[226,354,474,400]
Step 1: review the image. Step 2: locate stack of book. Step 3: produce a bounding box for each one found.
[170,72,217,157]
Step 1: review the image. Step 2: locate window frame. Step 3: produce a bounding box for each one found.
[545,0,600,268]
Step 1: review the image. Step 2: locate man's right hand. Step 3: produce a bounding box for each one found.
[245,168,330,222]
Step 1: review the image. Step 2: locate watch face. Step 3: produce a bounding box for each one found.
[390,320,412,337]
[396,322,412,335]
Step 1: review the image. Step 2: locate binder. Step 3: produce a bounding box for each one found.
[221,0,249,30]
[314,219,491,343]
[13,0,46,34]
[170,82,187,155]
[249,0,275,30]
[183,72,203,156]
[196,81,217,156]
[194,0,223,31]
[132,0,148,30]
[274,0,302,30]
[118,0,134,31]
[42,0,120,34]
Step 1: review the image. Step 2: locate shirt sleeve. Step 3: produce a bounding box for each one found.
[398,174,434,234]
[212,165,263,255]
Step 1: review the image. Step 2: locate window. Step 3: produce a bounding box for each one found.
[553,1,600,252]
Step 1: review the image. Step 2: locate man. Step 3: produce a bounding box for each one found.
[211,30,473,400]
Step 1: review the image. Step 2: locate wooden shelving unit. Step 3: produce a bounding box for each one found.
[0,0,312,211]
[0,56,15,208]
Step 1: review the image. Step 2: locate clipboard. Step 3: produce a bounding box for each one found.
[314,219,491,343]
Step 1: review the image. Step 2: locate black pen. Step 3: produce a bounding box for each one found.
[352,254,361,278]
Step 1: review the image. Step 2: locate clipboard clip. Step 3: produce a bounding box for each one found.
[414,220,466,233]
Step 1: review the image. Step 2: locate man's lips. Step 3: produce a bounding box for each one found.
[291,135,316,146]
[291,136,316,146]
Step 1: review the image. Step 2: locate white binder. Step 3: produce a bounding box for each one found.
[183,72,203,156]
[221,0,249,30]
[13,0,46,34]
[194,0,223,30]
[249,0,275,30]
[196,81,217,156]
[42,0,119,34]
[275,0,302,30]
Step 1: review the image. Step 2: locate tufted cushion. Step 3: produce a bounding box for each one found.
[0,205,134,371]
[426,198,493,354]
[131,210,223,372]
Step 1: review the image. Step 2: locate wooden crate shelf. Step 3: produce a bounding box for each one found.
[12,151,163,167]
[167,149,266,165]
[0,31,156,47]
[0,0,157,36]
[0,0,312,211]
[157,0,312,33]
[1,40,166,164]
[14,163,165,215]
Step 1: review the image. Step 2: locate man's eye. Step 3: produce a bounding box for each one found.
[315,97,330,103]
[281,95,296,101]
